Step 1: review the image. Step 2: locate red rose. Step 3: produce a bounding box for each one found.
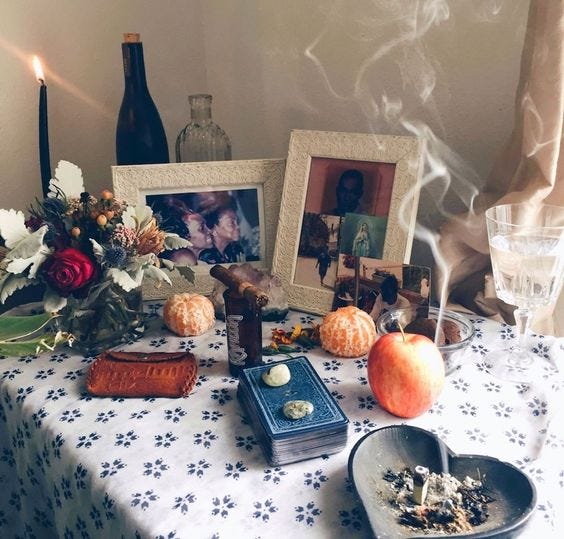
[43,248,96,295]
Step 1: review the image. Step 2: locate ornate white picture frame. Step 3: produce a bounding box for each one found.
[271,129,423,315]
[112,159,285,299]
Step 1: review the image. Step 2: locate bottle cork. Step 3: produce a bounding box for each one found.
[123,33,141,43]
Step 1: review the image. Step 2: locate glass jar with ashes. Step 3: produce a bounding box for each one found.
[223,288,263,376]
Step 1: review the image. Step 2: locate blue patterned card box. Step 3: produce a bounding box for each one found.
[238,356,349,440]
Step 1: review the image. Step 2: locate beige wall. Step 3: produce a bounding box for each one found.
[1,1,528,209]
[6,0,556,326]
[0,0,206,206]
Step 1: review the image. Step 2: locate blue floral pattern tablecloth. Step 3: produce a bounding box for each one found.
[1,303,563,539]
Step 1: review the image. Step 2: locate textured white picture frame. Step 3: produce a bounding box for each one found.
[112,159,285,299]
[271,129,424,315]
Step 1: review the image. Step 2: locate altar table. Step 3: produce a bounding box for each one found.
[1,304,563,538]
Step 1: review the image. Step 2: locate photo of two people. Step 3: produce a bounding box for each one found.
[146,188,262,267]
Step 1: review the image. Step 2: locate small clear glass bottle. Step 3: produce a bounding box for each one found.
[175,94,232,162]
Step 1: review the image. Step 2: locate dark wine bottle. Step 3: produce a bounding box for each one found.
[116,33,169,165]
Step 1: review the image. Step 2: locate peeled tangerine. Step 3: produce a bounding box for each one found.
[163,293,215,336]
[319,306,377,358]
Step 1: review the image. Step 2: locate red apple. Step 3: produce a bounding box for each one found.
[367,332,445,418]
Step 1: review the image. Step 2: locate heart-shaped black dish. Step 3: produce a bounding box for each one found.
[348,425,536,538]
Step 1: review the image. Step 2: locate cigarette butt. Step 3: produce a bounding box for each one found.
[413,465,430,505]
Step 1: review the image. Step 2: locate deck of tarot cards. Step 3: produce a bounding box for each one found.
[237,356,349,466]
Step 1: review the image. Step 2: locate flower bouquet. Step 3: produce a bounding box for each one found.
[0,161,192,355]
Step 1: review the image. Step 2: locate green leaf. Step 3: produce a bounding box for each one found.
[122,205,153,232]
[76,280,110,307]
[90,238,105,259]
[5,248,50,277]
[107,268,142,291]
[6,225,48,260]
[176,266,195,284]
[43,287,68,313]
[0,329,71,356]
[160,258,174,270]
[277,344,298,353]
[143,265,172,286]
[0,273,36,303]
[0,208,29,248]
[125,253,154,271]
[49,160,85,198]
[0,339,46,356]
[164,234,192,250]
[0,312,52,341]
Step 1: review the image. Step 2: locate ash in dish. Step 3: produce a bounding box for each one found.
[383,466,494,533]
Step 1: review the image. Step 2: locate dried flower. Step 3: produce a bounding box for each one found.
[65,195,97,217]
[137,218,166,255]
[111,224,137,250]
[42,197,67,217]
[0,159,192,325]
[264,324,320,355]
[103,245,127,268]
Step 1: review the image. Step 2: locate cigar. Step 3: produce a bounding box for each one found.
[210,265,269,308]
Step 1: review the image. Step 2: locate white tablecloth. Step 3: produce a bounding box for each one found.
[1,303,563,538]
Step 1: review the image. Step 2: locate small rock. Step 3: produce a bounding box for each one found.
[262,364,291,387]
[283,400,314,419]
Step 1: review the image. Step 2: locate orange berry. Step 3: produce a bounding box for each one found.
[101,189,113,200]
[71,227,81,238]
[96,214,108,226]
[104,210,115,220]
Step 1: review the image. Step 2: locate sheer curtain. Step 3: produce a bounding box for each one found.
[438,0,564,335]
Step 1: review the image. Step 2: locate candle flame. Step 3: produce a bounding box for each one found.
[32,55,45,84]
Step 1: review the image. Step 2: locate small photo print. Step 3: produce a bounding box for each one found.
[339,213,387,259]
[333,255,430,321]
[293,213,341,291]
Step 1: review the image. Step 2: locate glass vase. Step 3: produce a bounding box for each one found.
[175,94,232,162]
[60,283,145,357]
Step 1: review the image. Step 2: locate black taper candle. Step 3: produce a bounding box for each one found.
[38,81,51,198]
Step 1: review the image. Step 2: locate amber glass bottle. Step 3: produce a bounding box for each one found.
[223,289,263,377]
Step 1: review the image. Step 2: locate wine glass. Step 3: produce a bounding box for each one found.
[485,203,564,382]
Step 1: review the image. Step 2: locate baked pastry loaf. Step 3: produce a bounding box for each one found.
[86,350,198,398]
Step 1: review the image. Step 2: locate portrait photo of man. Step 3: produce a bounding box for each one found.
[332,169,365,216]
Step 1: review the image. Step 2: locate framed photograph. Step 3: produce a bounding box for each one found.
[272,129,424,315]
[112,159,285,298]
